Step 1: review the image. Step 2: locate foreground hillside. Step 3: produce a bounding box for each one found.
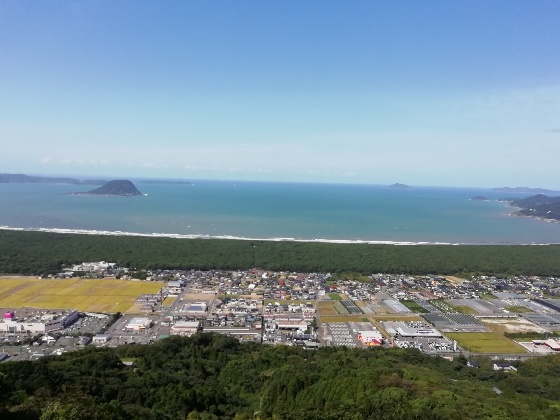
[1,334,560,419]
[1,230,560,276]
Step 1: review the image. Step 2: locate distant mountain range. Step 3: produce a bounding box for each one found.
[0,173,105,185]
[0,173,193,186]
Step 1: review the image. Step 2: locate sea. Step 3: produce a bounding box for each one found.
[1,180,559,245]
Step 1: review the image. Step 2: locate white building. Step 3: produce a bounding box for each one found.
[126,317,152,331]
[0,310,79,334]
[92,334,112,344]
[171,321,200,336]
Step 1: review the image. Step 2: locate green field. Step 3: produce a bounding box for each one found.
[504,306,533,313]
[0,277,164,313]
[443,300,479,314]
[400,300,429,313]
[328,293,343,300]
[446,332,527,354]
[453,305,478,314]
[333,302,349,314]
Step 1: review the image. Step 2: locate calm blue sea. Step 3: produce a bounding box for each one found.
[1,181,559,244]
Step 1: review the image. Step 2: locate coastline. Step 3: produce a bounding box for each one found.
[0,225,556,246]
[503,202,560,224]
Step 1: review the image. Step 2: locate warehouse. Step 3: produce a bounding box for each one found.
[383,321,442,338]
[126,317,152,331]
[171,321,200,336]
[0,309,79,333]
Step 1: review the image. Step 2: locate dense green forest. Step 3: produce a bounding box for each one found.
[1,230,560,276]
[1,334,560,419]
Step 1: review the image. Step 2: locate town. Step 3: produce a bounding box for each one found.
[2,261,560,368]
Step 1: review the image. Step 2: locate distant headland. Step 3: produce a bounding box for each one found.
[388,183,412,190]
[0,173,105,185]
[492,187,560,194]
[73,180,143,197]
[504,194,560,222]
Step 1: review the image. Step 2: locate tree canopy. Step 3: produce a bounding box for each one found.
[1,334,560,419]
[1,230,560,276]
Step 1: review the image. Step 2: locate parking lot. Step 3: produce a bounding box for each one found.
[65,314,110,335]
[325,323,358,347]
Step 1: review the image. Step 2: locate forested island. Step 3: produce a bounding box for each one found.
[388,183,412,190]
[1,333,560,419]
[73,180,143,197]
[1,230,560,276]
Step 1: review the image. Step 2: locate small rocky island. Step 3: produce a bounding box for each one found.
[471,196,490,201]
[74,180,143,196]
[388,183,412,190]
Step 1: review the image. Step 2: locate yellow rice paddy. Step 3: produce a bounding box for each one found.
[0,278,164,313]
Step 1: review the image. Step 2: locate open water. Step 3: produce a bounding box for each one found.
[1,181,559,244]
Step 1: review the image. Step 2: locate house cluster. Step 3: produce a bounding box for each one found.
[56,261,124,279]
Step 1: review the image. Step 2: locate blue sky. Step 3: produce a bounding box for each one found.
[1,1,559,188]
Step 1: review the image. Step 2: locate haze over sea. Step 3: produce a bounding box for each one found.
[1,181,559,245]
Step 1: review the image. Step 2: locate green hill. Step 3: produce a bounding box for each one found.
[1,334,560,419]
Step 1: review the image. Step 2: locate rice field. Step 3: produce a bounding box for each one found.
[0,277,164,313]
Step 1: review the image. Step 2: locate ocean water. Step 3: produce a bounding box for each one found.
[0,181,559,244]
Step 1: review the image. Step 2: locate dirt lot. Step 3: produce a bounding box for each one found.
[481,317,545,334]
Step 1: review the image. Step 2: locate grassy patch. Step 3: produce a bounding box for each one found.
[162,296,176,307]
[480,292,498,300]
[443,300,478,314]
[504,306,533,313]
[334,302,349,314]
[446,332,527,354]
[400,300,429,313]
[328,293,342,300]
[318,301,338,316]
[429,299,457,313]
[454,305,478,314]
